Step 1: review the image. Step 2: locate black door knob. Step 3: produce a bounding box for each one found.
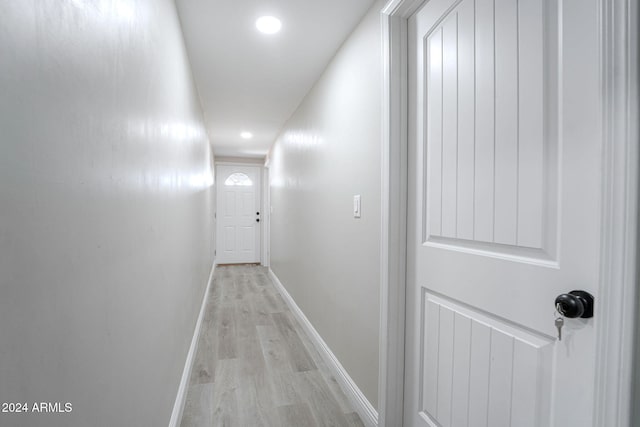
[555,290,594,318]
[256,212,260,215]
[256,218,260,222]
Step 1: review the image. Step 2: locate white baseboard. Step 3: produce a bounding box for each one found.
[168,262,216,427]
[268,268,379,427]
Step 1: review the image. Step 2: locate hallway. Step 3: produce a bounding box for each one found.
[1,0,637,426]
[0,1,383,425]
[180,265,364,427]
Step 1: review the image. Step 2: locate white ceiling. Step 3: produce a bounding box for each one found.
[175,0,377,159]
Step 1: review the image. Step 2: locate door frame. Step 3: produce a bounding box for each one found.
[593,0,639,424]
[262,161,271,267]
[378,0,639,426]
[215,161,263,264]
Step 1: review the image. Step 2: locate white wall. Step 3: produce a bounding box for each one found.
[268,0,384,406]
[0,1,213,426]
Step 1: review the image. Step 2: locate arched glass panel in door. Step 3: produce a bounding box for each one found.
[224,172,253,186]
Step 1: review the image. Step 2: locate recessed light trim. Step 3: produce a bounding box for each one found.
[240,131,253,139]
[256,16,282,34]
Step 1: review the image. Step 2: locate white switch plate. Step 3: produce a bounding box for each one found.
[353,195,361,218]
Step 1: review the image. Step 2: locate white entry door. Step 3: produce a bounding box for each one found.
[216,165,261,264]
[405,0,602,426]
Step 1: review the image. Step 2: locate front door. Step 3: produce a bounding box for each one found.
[405,0,602,426]
[216,165,261,264]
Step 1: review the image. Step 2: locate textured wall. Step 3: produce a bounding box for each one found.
[0,1,214,425]
[268,0,383,407]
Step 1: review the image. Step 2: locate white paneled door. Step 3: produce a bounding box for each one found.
[406,0,601,426]
[216,165,261,264]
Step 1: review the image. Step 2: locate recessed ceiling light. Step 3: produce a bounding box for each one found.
[240,131,253,139]
[256,16,282,35]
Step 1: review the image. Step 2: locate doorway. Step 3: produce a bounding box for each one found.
[215,164,262,264]
[379,0,639,426]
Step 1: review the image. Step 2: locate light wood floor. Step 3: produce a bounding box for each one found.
[179,265,365,427]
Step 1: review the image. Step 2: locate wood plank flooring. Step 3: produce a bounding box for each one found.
[180,265,365,427]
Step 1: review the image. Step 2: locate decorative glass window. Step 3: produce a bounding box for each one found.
[224,172,253,186]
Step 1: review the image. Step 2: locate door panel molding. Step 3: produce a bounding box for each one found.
[419,290,553,427]
[420,0,559,261]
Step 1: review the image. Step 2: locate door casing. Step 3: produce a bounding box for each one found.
[262,163,271,267]
[378,0,639,426]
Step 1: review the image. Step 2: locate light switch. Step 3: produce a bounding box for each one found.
[353,195,361,218]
